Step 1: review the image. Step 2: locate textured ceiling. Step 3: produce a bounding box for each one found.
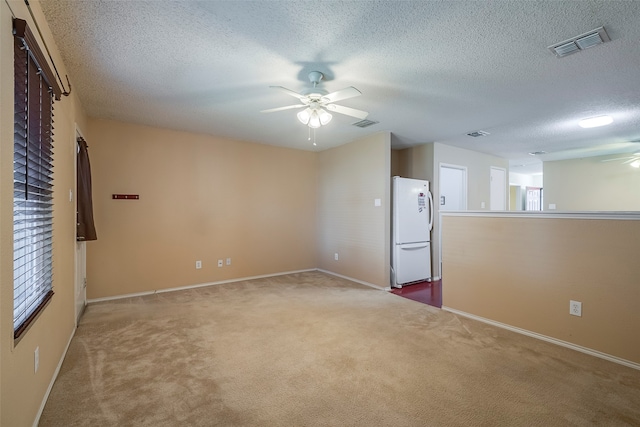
[40,0,640,174]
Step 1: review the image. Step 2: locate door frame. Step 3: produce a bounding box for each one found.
[490,166,507,211]
[74,124,87,324]
[438,163,468,280]
[439,163,468,211]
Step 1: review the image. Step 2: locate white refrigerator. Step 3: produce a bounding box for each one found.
[391,176,434,288]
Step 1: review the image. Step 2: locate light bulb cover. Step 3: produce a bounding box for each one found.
[579,115,613,128]
[319,109,332,125]
[297,108,311,125]
[308,110,321,128]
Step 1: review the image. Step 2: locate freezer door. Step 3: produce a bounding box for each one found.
[393,177,431,244]
[394,242,432,285]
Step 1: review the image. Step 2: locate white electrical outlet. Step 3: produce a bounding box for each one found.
[570,300,582,317]
[226,258,231,266]
[334,253,339,261]
[34,346,39,373]
[195,260,202,269]
[217,259,223,267]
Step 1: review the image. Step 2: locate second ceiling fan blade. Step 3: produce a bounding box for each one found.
[326,103,369,120]
[261,104,305,113]
[601,157,632,162]
[270,86,307,100]
[322,86,361,103]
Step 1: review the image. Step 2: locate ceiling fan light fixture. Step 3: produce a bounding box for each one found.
[297,108,311,125]
[579,115,613,128]
[308,110,321,128]
[319,109,332,125]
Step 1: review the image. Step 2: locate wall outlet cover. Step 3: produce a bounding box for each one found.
[570,300,582,317]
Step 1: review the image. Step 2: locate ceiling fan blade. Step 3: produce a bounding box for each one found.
[270,86,306,100]
[261,104,306,113]
[600,157,631,162]
[622,157,640,164]
[326,103,369,120]
[322,86,361,103]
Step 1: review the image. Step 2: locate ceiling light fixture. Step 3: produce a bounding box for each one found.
[297,106,332,128]
[630,160,640,168]
[578,115,613,128]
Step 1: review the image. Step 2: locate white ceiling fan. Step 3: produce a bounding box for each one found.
[261,71,368,128]
[600,152,640,168]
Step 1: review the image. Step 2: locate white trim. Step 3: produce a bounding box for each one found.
[86,269,317,303]
[442,306,640,371]
[317,269,387,291]
[441,210,640,221]
[32,327,77,427]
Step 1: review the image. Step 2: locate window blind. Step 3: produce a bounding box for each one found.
[13,18,61,340]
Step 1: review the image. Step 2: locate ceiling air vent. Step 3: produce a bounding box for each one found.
[352,119,379,128]
[466,130,490,137]
[548,26,610,58]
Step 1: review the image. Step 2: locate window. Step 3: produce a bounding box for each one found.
[13,18,61,340]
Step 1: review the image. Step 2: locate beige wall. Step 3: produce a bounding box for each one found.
[392,143,434,182]
[1,1,88,425]
[442,213,640,365]
[544,154,640,211]
[86,119,318,299]
[317,132,391,288]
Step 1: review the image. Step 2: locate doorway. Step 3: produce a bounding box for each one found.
[490,166,506,210]
[75,128,87,323]
[526,186,543,211]
[439,164,467,211]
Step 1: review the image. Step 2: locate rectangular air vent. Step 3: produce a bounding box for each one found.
[467,130,490,137]
[352,119,379,128]
[553,41,580,57]
[548,26,610,58]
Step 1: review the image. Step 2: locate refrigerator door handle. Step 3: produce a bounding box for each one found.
[399,242,430,250]
[428,191,434,231]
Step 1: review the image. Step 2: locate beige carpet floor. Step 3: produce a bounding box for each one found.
[40,271,640,426]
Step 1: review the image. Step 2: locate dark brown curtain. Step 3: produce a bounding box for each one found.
[77,137,97,241]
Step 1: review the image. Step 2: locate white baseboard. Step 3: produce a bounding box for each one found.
[87,269,317,303]
[316,269,387,291]
[442,306,640,371]
[32,326,76,427]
